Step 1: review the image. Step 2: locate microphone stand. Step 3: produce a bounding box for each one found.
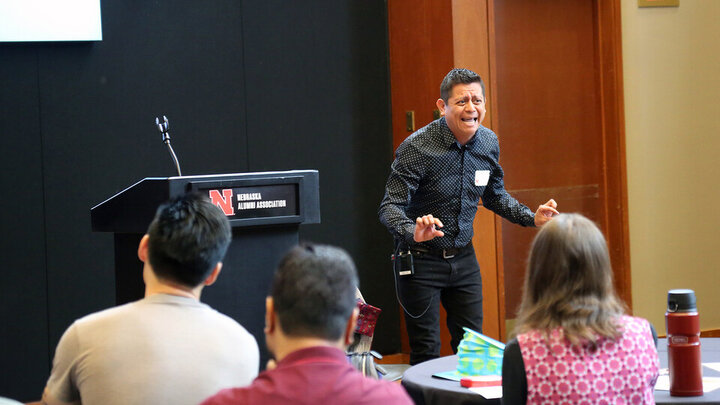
[155,116,182,176]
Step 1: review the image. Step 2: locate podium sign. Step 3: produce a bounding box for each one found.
[191,174,310,226]
[92,170,319,233]
[208,184,297,219]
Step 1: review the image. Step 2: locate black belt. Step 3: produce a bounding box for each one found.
[403,243,471,259]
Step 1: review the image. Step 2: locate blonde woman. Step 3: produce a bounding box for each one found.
[502,214,659,404]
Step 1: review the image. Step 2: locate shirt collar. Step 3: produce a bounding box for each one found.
[439,117,479,149]
[142,293,203,307]
[277,346,348,368]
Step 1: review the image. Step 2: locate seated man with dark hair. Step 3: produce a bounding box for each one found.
[202,243,412,405]
[42,193,259,405]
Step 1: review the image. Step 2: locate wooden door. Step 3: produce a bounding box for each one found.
[491,0,630,335]
[387,0,504,355]
[386,0,628,352]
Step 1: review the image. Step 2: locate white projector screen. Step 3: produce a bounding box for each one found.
[0,0,102,42]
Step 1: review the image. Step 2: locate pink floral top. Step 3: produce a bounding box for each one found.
[517,316,659,404]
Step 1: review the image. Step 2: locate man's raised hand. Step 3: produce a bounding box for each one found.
[534,199,559,227]
[413,214,445,242]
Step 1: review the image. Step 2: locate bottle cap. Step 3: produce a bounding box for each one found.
[667,289,697,312]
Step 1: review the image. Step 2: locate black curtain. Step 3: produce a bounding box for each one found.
[0,1,397,401]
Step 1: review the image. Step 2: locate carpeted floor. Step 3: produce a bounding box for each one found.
[378,363,411,382]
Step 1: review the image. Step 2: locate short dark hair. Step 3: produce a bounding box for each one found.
[440,68,485,103]
[271,243,359,341]
[147,192,231,288]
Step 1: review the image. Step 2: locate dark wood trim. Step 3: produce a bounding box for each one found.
[701,329,720,338]
[494,215,507,341]
[485,0,508,343]
[595,0,632,310]
[376,353,411,364]
[387,0,455,355]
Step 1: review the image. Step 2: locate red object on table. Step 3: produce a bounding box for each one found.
[460,376,502,388]
[355,300,381,337]
[666,289,703,397]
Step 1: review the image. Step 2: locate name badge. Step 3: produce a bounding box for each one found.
[475,170,490,186]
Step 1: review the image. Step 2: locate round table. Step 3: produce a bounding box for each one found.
[402,355,497,405]
[401,338,720,405]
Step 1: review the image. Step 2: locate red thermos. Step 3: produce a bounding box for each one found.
[665,289,703,396]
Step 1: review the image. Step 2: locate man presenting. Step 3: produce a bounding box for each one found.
[42,193,259,405]
[379,68,558,365]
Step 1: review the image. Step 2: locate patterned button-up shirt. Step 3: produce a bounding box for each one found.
[379,117,534,250]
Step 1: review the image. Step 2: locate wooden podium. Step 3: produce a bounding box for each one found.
[91,170,320,364]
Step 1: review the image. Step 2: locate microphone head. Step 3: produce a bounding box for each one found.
[155,116,170,142]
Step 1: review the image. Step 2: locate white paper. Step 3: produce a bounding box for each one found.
[469,385,503,399]
[655,375,720,393]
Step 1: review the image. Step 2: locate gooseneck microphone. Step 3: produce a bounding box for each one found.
[155,115,182,176]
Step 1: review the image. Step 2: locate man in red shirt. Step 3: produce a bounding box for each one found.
[202,243,412,405]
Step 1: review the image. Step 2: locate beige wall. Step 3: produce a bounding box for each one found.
[622,0,720,333]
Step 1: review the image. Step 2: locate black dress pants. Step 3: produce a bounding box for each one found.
[397,244,483,365]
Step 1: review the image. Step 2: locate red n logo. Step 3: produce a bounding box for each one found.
[209,189,235,216]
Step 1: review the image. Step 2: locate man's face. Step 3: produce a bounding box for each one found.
[436,82,486,143]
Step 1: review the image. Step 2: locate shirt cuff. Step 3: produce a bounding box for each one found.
[402,223,415,244]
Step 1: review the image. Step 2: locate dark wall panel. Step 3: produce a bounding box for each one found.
[38,1,248,349]
[0,46,50,401]
[241,0,399,353]
[0,0,394,400]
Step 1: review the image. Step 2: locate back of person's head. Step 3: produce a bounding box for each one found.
[271,243,358,341]
[147,192,231,288]
[515,213,625,345]
[440,68,485,103]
